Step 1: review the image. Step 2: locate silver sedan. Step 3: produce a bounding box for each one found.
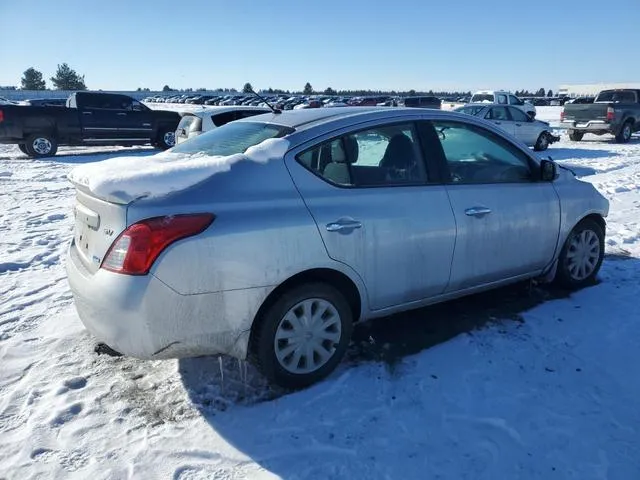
[455,103,559,151]
[66,107,608,389]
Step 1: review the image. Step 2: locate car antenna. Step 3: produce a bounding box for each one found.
[249,88,281,114]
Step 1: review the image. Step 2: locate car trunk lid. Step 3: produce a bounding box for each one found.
[72,187,128,274]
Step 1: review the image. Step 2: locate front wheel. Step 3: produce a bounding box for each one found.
[155,128,175,150]
[24,134,58,157]
[533,132,550,151]
[250,283,353,389]
[615,120,633,144]
[568,130,584,142]
[554,219,605,289]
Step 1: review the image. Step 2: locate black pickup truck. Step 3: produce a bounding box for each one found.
[0,92,181,157]
[560,89,640,143]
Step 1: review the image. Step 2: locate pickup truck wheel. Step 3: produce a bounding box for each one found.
[18,144,28,155]
[24,134,58,158]
[534,132,549,151]
[155,129,175,150]
[615,120,633,144]
[554,218,604,289]
[568,131,584,142]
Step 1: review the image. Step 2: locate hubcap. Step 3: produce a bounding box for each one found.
[274,298,342,374]
[32,138,52,155]
[164,131,175,147]
[566,229,600,281]
[624,125,631,140]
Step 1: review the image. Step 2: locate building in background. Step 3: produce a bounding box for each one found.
[558,83,640,98]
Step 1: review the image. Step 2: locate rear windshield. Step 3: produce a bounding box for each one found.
[470,94,494,103]
[177,115,200,130]
[171,121,294,156]
[595,90,637,103]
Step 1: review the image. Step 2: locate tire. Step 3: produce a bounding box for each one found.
[17,144,28,154]
[554,218,605,289]
[533,132,550,151]
[24,134,58,158]
[155,128,176,150]
[615,120,633,144]
[250,283,353,389]
[568,130,584,142]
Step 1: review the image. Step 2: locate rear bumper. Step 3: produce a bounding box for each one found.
[66,242,270,360]
[560,120,614,133]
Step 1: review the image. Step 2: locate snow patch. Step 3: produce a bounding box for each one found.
[67,137,290,204]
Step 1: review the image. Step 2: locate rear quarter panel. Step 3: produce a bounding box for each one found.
[129,158,368,301]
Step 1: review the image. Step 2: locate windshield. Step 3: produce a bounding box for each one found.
[595,90,636,103]
[171,121,294,156]
[470,94,494,103]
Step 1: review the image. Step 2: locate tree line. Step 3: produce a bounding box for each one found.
[16,67,556,98]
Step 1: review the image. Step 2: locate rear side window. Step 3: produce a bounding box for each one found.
[171,121,293,156]
[296,123,428,187]
[497,94,508,104]
[211,111,237,127]
[508,107,529,122]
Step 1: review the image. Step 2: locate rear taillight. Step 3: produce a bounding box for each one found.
[102,214,214,275]
[0,110,4,123]
[560,109,565,121]
[606,106,615,122]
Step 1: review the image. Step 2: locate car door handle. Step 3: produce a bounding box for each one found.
[465,207,492,217]
[82,111,92,115]
[326,219,362,232]
[515,123,522,126]
[494,121,501,125]
[117,112,127,116]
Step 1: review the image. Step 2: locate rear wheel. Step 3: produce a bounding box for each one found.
[155,128,175,150]
[250,283,353,389]
[554,218,605,289]
[615,120,633,144]
[568,130,584,142]
[24,134,58,157]
[533,132,550,151]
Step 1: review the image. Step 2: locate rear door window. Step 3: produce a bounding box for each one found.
[508,107,529,122]
[296,123,428,187]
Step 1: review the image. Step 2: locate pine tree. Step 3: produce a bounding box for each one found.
[21,67,46,90]
[50,63,86,90]
[303,83,313,95]
[243,82,253,93]
[547,89,554,97]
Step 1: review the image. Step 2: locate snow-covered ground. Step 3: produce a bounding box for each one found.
[1,114,640,479]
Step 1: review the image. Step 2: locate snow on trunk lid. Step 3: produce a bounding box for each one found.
[72,188,127,274]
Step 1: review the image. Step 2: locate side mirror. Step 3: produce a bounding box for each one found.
[540,159,557,181]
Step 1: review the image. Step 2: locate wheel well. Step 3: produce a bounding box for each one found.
[249,268,362,349]
[579,213,606,233]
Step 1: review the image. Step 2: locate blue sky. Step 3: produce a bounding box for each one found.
[1,0,638,92]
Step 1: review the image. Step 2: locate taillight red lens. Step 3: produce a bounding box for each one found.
[560,110,565,121]
[102,214,214,275]
[0,110,4,123]
[606,107,615,122]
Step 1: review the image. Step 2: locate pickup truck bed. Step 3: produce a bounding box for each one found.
[561,89,640,143]
[0,92,181,157]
